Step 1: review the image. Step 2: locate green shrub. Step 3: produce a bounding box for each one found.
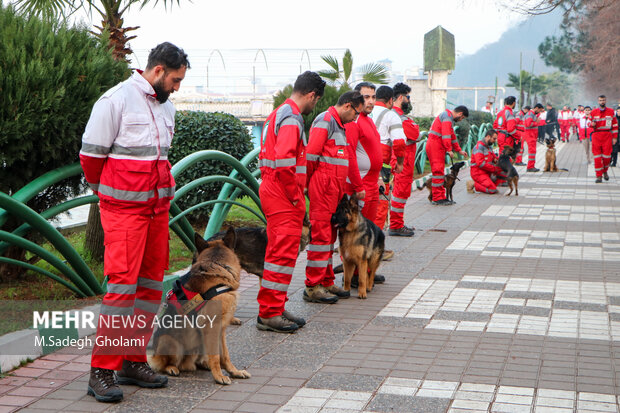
[415,117,434,131]
[168,111,254,222]
[273,84,348,134]
[0,4,129,211]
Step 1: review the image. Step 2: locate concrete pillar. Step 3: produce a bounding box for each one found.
[429,70,448,117]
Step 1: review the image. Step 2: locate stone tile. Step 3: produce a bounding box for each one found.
[305,373,383,392]
[368,394,451,413]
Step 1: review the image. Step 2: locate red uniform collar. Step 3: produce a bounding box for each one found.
[284,98,302,114]
[376,102,388,108]
[328,106,345,128]
[393,107,404,115]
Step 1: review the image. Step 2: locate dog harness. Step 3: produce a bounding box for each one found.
[165,271,233,316]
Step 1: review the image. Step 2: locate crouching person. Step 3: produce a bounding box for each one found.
[468,129,504,194]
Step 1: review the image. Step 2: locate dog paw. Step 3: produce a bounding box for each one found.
[358,291,367,299]
[230,370,251,379]
[164,366,180,376]
[230,317,242,325]
[214,375,232,385]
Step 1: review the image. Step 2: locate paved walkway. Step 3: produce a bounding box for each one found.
[2,140,620,413]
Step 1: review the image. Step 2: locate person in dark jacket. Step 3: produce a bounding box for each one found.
[546,103,558,140]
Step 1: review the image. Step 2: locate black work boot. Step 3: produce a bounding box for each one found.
[604,171,609,181]
[257,315,299,333]
[388,226,415,237]
[431,199,454,206]
[87,367,123,403]
[282,310,306,327]
[596,177,603,183]
[117,360,168,388]
[303,285,339,304]
[350,274,385,288]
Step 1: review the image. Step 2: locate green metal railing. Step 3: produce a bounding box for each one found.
[0,148,262,297]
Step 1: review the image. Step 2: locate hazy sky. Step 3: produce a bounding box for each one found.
[80,0,526,72]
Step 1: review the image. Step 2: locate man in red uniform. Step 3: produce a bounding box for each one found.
[523,104,545,171]
[80,43,189,402]
[591,95,619,183]
[468,129,503,194]
[389,82,418,236]
[345,82,387,283]
[426,106,469,205]
[372,86,406,231]
[304,91,365,303]
[256,71,326,333]
[494,96,519,159]
[514,106,528,166]
[559,106,571,142]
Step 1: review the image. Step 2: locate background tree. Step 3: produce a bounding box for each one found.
[15,0,182,62]
[503,0,619,96]
[506,70,533,107]
[16,0,186,261]
[0,3,128,278]
[318,49,389,89]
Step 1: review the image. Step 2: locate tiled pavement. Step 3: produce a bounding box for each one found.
[2,140,620,412]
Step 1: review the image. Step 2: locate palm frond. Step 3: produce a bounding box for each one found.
[317,70,340,87]
[321,54,340,73]
[14,0,76,18]
[359,62,389,85]
[342,49,353,83]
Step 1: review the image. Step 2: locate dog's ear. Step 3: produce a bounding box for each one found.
[194,232,210,253]
[222,226,237,250]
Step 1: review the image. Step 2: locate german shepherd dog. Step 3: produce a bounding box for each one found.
[544,138,569,172]
[150,228,251,385]
[332,195,384,299]
[207,213,311,278]
[497,146,519,196]
[420,161,466,203]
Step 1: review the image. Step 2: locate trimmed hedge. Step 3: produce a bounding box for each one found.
[168,111,254,222]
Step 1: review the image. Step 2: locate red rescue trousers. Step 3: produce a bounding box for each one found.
[359,190,379,223]
[425,137,448,202]
[257,173,305,318]
[91,209,168,371]
[305,171,346,288]
[389,146,416,229]
[526,136,538,169]
[497,132,515,155]
[560,121,570,141]
[471,169,498,194]
[592,132,613,177]
[375,182,390,230]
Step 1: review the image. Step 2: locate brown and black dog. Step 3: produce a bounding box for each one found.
[543,139,568,172]
[331,195,384,299]
[207,213,310,278]
[419,161,466,203]
[150,228,251,385]
[497,146,519,196]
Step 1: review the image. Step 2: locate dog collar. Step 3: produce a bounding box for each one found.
[166,273,233,315]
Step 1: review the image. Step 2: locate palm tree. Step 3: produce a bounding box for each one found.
[506,70,533,108]
[15,0,181,62]
[318,49,389,89]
